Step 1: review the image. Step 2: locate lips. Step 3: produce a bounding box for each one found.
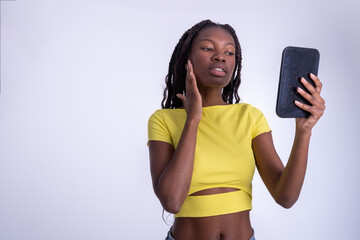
[209,64,227,77]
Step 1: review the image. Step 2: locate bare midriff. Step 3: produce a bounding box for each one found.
[172,188,253,240]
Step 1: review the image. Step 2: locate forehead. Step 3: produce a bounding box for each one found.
[193,26,235,45]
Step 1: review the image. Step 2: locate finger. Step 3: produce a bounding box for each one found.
[300,77,317,96]
[296,87,326,110]
[186,60,198,92]
[187,59,192,70]
[185,60,192,83]
[300,77,324,103]
[185,61,192,93]
[187,60,196,81]
[297,87,320,107]
[176,93,186,106]
[298,79,325,104]
[310,73,322,93]
[294,100,324,119]
[294,100,312,112]
[185,61,190,81]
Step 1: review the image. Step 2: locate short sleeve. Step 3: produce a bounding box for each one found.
[147,110,173,146]
[251,107,271,139]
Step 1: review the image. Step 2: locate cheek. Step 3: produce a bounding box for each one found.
[229,59,236,75]
[191,54,205,65]
[191,57,207,76]
[192,66,203,81]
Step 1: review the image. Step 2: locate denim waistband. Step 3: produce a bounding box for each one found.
[165,228,175,240]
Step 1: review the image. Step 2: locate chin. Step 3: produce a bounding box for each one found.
[207,77,231,88]
[195,73,231,88]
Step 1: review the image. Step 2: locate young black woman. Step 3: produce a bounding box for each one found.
[147,20,325,240]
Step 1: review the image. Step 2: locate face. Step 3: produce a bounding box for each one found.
[188,26,236,89]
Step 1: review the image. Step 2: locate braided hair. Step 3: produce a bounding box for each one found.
[161,19,242,109]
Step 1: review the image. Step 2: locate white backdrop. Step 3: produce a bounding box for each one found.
[1,0,359,239]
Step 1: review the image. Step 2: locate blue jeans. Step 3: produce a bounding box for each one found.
[165,228,255,240]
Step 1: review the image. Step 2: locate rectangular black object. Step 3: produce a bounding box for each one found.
[276,46,320,118]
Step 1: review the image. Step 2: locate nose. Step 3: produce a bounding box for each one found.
[212,52,226,62]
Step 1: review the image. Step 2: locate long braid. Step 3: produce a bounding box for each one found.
[221,24,242,104]
[162,20,242,109]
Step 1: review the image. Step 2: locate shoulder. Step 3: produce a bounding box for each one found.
[148,109,164,120]
[148,109,187,129]
[230,103,265,116]
[148,108,185,121]
[231,103,269,130]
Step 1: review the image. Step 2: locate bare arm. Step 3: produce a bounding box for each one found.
[253,73,325,208]
[148,61,202,213]
[252,130,311,208]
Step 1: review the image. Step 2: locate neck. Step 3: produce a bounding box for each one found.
[198,87,229,107]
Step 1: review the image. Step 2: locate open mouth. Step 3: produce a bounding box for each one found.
[209,65,227,76]
[212,67,225,72]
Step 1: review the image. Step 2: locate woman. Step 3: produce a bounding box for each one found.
[147,20,325,240]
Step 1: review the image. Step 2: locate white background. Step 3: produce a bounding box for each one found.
[1,0,359,239]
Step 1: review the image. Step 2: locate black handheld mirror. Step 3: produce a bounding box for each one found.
[276,46,320,118]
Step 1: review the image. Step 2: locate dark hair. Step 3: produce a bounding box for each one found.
[161,19,242,109]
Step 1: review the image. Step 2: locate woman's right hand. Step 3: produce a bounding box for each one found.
[176,60,203,122]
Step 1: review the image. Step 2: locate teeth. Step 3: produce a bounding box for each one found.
[213,67,224,72]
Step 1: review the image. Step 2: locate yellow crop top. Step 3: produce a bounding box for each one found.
[147,103,271,217]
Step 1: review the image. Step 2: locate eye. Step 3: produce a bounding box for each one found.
[225,51,234,56]
[201,47,213,51]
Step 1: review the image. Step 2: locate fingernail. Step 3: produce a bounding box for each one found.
[301,77,306,82]
[298,87,303,92]
[295,100,300,105]
[310,73,315,77]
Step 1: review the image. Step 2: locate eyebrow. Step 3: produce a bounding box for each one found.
[199,39,235,46]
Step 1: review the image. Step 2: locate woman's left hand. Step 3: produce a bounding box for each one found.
[294,73,326,134]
